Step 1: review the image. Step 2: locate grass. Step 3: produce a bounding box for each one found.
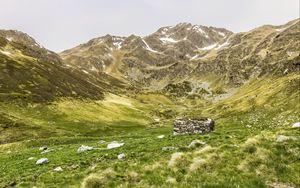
[0,121,299,187]
[0,75,299,187]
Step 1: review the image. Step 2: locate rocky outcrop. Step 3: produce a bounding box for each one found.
[173,117,214,135]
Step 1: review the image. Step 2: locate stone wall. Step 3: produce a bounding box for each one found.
[173,117,214,135]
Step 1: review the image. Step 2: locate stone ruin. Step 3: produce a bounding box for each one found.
[173,117,215,135]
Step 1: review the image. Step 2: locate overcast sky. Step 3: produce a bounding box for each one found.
[0,0,298,52]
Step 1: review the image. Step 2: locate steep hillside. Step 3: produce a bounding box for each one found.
[0,30,126,102]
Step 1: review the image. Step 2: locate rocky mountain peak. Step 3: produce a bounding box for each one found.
[0,29,61,64]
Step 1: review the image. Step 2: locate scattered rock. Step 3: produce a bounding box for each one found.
[41,149,54,154]
[39,146,48,151]
[266,181,295,188]
[188,139,206,148]
[70,164,79,169]
[173,117,214,135]
[98,140,106,144]
[90,164,97,170]
[276,135,290,142]
[36,158,49,165]
[28,157,34,160]
[117,153,126,160]
[166,177,177,184]
[107,141,124,149]
[157,135,165,139]
[8,181,16,187]
[162,146,178,151]
[53,166,63,172]
[154,118,160,122]
[77,145,94,153]
[292,122,300,128]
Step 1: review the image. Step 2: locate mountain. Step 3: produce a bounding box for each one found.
[60,23,233,88]
[60,19,299,92]
[0,30,126,102]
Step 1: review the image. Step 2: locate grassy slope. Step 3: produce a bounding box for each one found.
[0,75,299,187]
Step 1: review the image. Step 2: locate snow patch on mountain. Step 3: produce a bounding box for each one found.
[200,40,230,51]
[215,40,230,50]
[142,39,159,53]
[193,25,205,34]
[275,27,287,32]
[0,50,11,55]
[218,32,225,37]
[6,37,13,41]
[200,43,217,50]
[112,37,124,49]
[160,37,178,43]
[191,54,199,60]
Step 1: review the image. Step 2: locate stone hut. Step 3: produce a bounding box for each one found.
[173,117,214,135]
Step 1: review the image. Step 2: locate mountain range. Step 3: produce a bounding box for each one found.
[0,18,299,188]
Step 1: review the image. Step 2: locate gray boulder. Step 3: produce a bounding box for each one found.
[292,122,300,128]
[77,145,94,153]
[53,166,63,172]
[188,139,206,148]
[36,158,49,165]
[117,153,126,160]
[276,135,290,142]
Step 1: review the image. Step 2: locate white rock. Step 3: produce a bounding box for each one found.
[98,140,106,144]
[28,157,34,160]
[154,118,160,122]
[36,158,49,165]
[107,142,124,149]
[77,145,94,153]
[117,153,126,160]
[39,146,48,151]
[53,166,63,172]
[188,140,206,148]
[276,135,290,142]
[292,122,300,128]
[166,177,177,184]
[157,135,165,139]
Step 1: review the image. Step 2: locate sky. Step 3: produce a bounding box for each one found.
[0,0,299,52]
